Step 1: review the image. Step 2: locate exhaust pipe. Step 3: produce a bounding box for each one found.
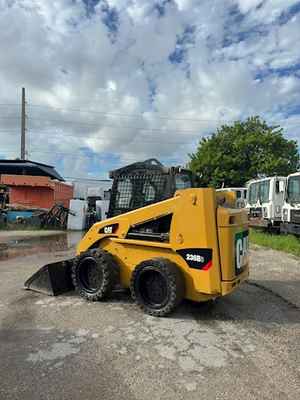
[24,259,75,296]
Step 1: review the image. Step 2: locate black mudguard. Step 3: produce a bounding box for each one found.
[24,259,75,296]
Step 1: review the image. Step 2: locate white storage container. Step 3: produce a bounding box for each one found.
[87,187,105,198]
[67,199,88,230]
[72,182,88,200]
[96,200,110,221]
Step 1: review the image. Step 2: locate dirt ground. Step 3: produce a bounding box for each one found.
[0,232,299,400]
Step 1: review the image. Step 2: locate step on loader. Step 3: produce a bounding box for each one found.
[25,160,249,316]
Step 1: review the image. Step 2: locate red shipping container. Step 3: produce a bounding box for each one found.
[0,174,74,209]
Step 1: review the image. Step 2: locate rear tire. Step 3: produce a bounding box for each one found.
[72,249,119,301]
[130,258,185,317]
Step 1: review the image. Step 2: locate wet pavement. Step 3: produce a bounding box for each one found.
[0,231,299,400]
[0,231,83,261]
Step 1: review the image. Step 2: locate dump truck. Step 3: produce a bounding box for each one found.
[25,159,249,316]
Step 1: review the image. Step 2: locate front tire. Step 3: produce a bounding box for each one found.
[72,249,119,301]
[130,258,185,317]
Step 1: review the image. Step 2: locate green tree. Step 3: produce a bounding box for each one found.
[188,116,299,187]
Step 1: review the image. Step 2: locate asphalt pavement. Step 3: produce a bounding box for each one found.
[0,232,299,400]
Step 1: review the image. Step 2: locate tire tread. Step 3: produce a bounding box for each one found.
[71,249,119,301]
[130,257,184,317]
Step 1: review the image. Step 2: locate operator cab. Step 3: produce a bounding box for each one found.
[108,159,199,218]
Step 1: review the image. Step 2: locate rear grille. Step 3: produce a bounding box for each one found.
[291,210,300,224]
[250,207,262,218]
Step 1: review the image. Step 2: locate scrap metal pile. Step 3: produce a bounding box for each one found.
[39,204,74,229]
[0,202,73,230]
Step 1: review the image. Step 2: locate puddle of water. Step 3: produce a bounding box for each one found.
[0,231,85,260]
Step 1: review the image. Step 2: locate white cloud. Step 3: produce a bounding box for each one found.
[0,0,299,177]
[236,0,262,14]
[237,0,300,23]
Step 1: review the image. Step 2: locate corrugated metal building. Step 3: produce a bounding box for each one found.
[0,159,64,180]
[0,160,73,209]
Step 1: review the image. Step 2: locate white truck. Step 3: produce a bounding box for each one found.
[246,176,286,230]
[281,172,300,236]
[217,187,247,208]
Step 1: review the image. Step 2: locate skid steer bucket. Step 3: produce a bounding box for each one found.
[24,259,75,296]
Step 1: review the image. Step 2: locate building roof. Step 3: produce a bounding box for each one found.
[0,159,64,181]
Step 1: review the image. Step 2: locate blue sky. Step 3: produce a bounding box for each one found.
[0,0,299,178]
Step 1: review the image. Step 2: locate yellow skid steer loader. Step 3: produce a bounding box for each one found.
[25,160,249,316]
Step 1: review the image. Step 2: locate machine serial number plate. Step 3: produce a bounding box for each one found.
[235,230,249,273]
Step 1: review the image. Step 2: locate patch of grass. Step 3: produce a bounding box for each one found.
[250,229,300,258]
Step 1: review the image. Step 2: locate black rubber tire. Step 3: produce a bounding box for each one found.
[130,258,185,317]
[71,249,119,301]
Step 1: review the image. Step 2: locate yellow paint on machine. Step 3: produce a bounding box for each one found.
[77,188,249,303]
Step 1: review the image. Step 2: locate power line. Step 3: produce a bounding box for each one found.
[0,101,299,126]
[1,151,181,161]
[1,148,182,162]
[0,104,21,107]
[27,103,237,124]
[2,106,300,128]
[64,176,110,182]
[4,116,300,129]
[25,128,200,142]
[27,139,194,153]
[26,117,212,133]
[8,102,300,127]
[1,127,299,144]
[2,121,300,142]
[0,116,21,120]
[0,132,199,152]
[33,134,198,144]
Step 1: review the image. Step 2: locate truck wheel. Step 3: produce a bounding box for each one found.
[72,249,119,301]
[130,258,185,317]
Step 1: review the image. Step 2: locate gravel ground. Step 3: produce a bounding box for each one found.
[250,244,300,307]
[0,233,299,400]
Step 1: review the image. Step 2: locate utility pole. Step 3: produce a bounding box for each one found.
[21,87,26,160]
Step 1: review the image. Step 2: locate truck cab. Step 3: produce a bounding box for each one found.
[245,176,286,229]
[281,172,300,236]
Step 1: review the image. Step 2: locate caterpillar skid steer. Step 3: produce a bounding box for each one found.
[25,159,249,316]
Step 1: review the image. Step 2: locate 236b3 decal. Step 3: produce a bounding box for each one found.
[186,254,205,263]
[177,248,213,270]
